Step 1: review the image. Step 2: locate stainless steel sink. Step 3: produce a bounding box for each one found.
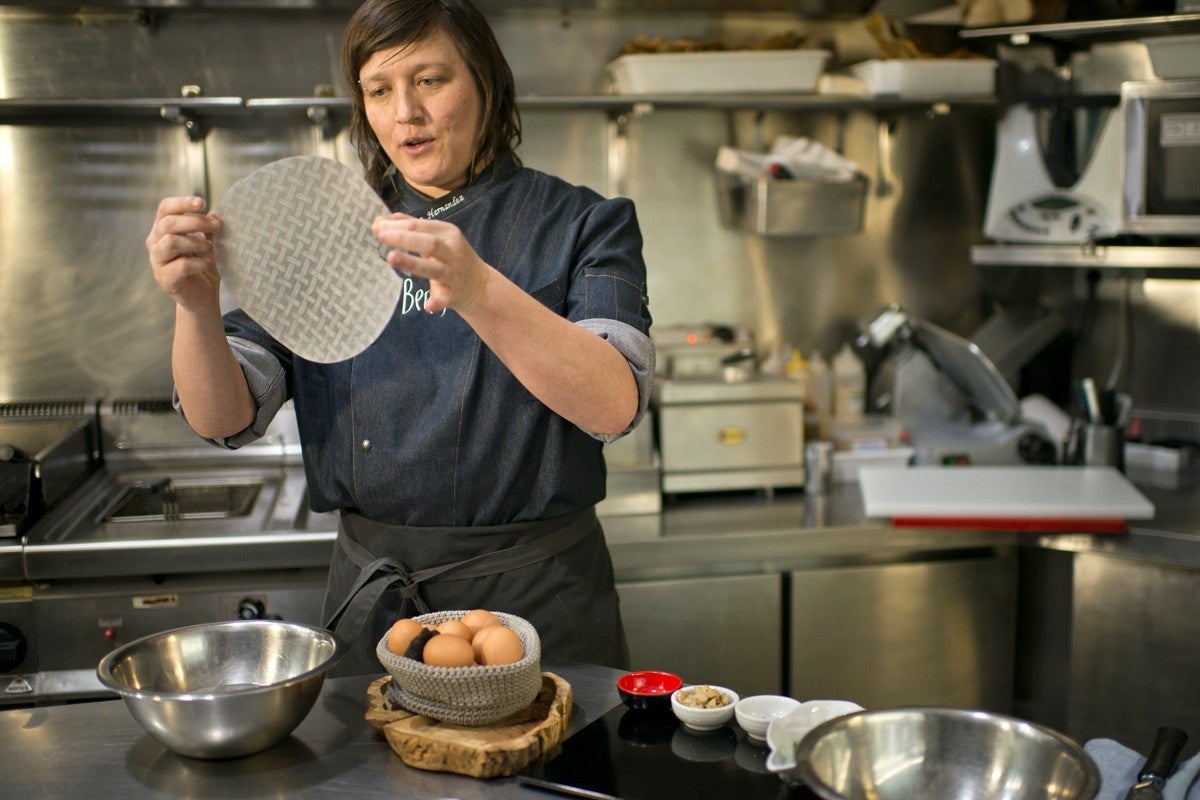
[100,478,263,522]
[23,464,337,581]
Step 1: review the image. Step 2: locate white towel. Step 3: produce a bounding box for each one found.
[714,136,862,183]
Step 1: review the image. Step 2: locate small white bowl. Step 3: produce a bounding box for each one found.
[735,694,802,741]
[670,684,739,731]
[765,699,864,774]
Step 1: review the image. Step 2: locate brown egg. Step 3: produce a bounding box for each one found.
[478,625,524,666]
[436,619,474,641]
[421,633,476,667]
[470,624,498,663]
[461,608,501,634]
[386,618,425,655]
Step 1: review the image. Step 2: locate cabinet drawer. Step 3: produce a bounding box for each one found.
[658,402,803,472]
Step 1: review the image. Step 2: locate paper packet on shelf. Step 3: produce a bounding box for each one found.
[715,135,862,184]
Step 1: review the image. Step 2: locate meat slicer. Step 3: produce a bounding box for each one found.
[861,306,1059,466]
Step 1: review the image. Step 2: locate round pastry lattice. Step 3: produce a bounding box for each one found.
[216,156,399,363]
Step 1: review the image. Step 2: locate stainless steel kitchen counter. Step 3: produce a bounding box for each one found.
[0,661,626,800]
[601,461,1200,579]
[18,462,1200,583]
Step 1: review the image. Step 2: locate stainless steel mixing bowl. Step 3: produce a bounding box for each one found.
[794,707,1101,800]
[97,619,345,759]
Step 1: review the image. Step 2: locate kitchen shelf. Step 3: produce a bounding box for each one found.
[971,243,1200,272]
[959,12,1200,45]
[0,96,244,125]
[0,93,997,129]
[519,93,996,113]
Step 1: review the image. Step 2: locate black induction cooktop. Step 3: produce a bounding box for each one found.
[517,704,818,800]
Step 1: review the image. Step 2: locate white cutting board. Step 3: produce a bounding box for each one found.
[859,466,1155,522]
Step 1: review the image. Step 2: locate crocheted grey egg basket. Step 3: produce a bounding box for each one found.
[376,610,542,727]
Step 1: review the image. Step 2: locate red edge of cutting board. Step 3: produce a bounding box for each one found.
[891,516,1127,534]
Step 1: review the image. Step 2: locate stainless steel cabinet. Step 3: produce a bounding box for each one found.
[617,573,783,696]
[789,555,1018,711]
[1065,552,1200,760]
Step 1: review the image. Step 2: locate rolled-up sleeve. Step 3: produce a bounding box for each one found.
[171,335,289,449]
[576,318,655,443]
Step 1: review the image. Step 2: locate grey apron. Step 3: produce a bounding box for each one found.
[322,507,629,677]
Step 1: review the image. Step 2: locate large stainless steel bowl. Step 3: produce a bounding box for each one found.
[97,620,345,759]
[794,707,1101,800]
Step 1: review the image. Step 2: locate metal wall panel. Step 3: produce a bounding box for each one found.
[2,6,1195,419]
[790,556,1018,711]
[617,573,783,696]
[1067,552,1200,760]
[0,124,182,401]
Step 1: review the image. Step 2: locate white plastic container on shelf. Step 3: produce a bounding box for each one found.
[848,58,996,97]
[832,343,865,425]
[606,49,831,95]
[1142,35,1200,79]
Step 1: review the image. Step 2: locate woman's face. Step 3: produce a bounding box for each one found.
[359,29,483,198]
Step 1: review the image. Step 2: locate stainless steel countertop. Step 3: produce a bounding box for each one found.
[602,460,1200,578]
[0,662,626,800]
[13,462,1200,583]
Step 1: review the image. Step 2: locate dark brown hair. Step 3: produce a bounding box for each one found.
[342,0,522,192]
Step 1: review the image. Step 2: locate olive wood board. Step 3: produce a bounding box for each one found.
[365,672,573,778]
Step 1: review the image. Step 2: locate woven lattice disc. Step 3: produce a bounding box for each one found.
[216,156,398,363]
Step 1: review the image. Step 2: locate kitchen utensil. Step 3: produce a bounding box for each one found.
[806,441,834,494]
[794,707,1101,800]
[1066,421,1126,469]
[670,684,739,732]
[860,305,1058,466]
[1123,726,1188,800]
[365,672,573,778]
[764,699,863,776]
[376,610,542,727]
[859,465,1154,532]
[96,619,344,759]
[983,99,1124,244]
[215,155,400,364]
[735,695,802,741]
[616,669,682,713]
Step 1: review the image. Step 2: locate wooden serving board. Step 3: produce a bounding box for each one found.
[365,672,573,779]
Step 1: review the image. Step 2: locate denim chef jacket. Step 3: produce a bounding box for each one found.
[193,153,654,528]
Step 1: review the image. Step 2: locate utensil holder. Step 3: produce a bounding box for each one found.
[1065,421,1125,470]
[715,171,868,237]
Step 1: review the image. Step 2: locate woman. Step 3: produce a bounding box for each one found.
[144,0,653,676]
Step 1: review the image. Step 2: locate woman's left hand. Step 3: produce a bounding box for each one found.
[372,213,492,315]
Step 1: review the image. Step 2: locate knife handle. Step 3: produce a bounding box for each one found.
[1140,726,1189,781]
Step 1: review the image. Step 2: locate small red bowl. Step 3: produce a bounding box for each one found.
[617,670,683,713]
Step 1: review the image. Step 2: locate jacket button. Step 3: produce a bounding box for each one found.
[360,439,371,451]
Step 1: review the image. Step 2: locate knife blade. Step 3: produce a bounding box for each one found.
[1123,726,1189,800]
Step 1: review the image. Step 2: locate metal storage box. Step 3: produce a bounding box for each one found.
[715,171,868,237]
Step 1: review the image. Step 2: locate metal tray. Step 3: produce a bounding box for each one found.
[715,171,867,237]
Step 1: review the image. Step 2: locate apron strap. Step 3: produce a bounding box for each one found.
[323,508,596,645]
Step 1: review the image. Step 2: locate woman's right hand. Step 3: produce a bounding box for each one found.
[145,196,223,314]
